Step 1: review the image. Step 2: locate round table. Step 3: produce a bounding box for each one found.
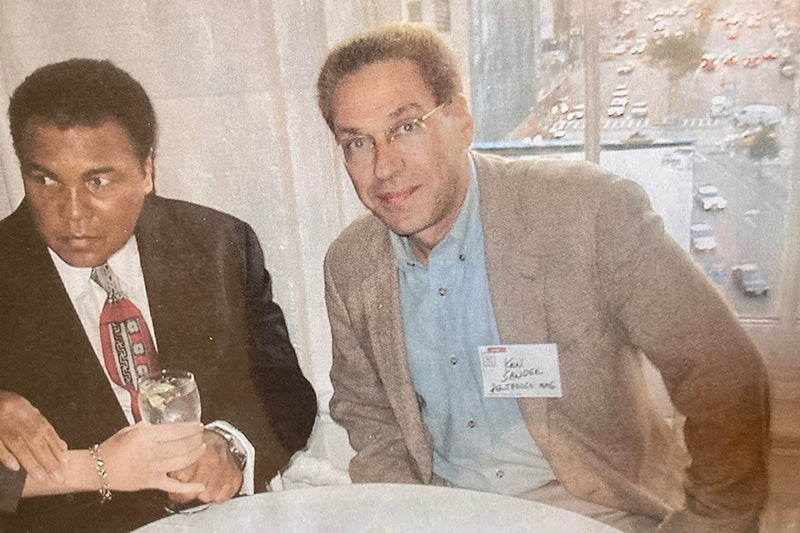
[133,483,622,532]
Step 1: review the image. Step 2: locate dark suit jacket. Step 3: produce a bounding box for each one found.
[0,195,317,532]
[0,467,25,514]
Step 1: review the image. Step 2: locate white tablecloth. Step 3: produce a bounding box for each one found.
[133,483,622,532]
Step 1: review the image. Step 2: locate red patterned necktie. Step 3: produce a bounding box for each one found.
[91,263,159,421]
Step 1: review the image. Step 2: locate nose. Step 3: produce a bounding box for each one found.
[373,140,404,181]
[61,186,93,222]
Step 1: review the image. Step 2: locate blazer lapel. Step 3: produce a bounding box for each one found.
[474,152,551,442]
[360,237,434,478]
[1,202,128,444]
[134,197,197,370]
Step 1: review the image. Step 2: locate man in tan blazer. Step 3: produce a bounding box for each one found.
[316,24,769,533]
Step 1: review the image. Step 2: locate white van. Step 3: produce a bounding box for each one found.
[710,95,732,117]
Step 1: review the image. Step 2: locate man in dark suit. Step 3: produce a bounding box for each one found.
[0,58,317,532]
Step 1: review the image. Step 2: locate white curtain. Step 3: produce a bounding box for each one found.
[0,0,402,470]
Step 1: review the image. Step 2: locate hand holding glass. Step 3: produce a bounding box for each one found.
[138,369,206,513]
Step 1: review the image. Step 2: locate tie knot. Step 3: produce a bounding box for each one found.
[91,264,127,302]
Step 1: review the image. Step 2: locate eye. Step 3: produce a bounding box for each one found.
[86,176,111,191]
[391,119,424,139]
[345,137,374,153]
[28,173,58,186]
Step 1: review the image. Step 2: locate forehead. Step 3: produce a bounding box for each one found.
[22,120,137,163]
[332,59,435,132]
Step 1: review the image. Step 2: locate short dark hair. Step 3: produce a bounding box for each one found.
[8,58,156,166]
[317,24,463,131]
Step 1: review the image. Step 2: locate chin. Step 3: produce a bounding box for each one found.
[56,251,106,268]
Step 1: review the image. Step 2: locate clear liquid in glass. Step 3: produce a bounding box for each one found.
[138,371,201,424]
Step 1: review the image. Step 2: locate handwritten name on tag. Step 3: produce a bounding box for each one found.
[479,344,562,398]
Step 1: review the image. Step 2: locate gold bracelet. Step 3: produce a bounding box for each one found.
[89,444,112,503]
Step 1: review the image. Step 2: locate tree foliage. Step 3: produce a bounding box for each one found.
[748,126,780,163]
[645,32,704,83]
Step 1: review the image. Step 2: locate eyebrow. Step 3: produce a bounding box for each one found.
[335,102,427,137]
[26,162,117,180]
[25,162,58,179]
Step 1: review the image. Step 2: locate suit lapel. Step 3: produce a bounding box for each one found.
[360,235,434,477]
[474,153,551,439]
[134,197,241,384]
[0,202,128,444]
[475,152,550,345]
[134,197,193,370]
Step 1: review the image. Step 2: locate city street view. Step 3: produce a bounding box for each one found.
[510,0,798,319]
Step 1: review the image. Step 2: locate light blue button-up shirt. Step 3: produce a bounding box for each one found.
[390,160,555,496]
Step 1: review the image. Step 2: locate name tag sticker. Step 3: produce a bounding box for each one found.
[479,344,562,398]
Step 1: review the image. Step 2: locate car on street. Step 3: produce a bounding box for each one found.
[608,104,626,117]
[731,264,770,296]
[780,60,795,79]
[617,28,637,39]
[744,55,761,68]
[710,95,732,117]
[613,85,629,98]
[551,97,569,116]
[630,40,647,54]
[549,120,568,139]
[733,104,784,126]
[610,96,629,108]
[617,62,636,74]
[700,56,717,71]
[567,104,585,120]
[626,130,653,145]
[690,223,718,251]
[630,102,648,117]
[695,185,728,210]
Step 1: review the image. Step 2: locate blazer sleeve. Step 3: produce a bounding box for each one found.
[241,223,317,457]
[0,466,25,513]
[594,179,769,532]
[324,254,424,484]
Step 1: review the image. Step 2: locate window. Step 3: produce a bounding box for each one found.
[407,1,423,23]
[434,0,451,32]
[469,0,799,330]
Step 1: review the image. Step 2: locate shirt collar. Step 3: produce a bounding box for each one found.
[49,236,141,294]
[391,155,480,270]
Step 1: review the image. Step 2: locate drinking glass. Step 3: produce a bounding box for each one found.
[138,369,207,514]
[138,369,201,424]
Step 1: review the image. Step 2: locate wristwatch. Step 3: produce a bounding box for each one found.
[208,426,248,471]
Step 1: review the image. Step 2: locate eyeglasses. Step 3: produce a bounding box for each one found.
[336,100,451,170]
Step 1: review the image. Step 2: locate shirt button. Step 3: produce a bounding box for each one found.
[467,420,476,429]
[496,470,504,479]
[438,287,447,296]
[450,356,458,365]
[459,254,466,261]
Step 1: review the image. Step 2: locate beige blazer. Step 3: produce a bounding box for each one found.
[324,151,769,532]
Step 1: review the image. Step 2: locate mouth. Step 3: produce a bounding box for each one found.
[61,234,101,249]
[377,185,420,207]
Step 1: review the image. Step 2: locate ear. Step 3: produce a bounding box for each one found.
[448,93,474,149]
[142,149,155,194]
